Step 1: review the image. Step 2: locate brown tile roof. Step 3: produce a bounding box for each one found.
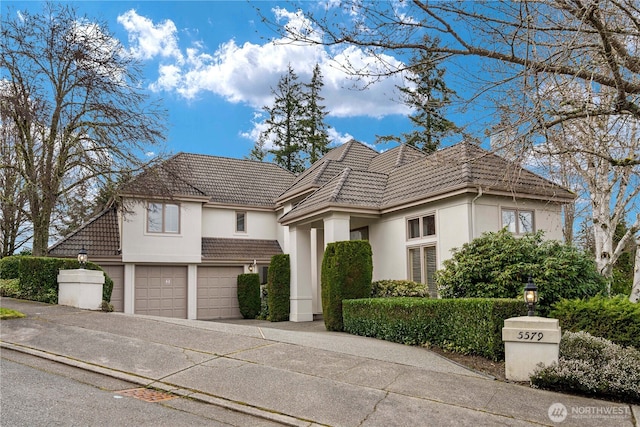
[48,207,121,258]
[382,142,575,208]
[368,143,426,174]
[201,238,283,261]
[277,140,378,202]
[122,153,295,207]
[281,141,575,224]
[280,168,387,221]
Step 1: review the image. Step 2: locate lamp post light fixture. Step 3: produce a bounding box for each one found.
[524,276,538,316]
[77,246,88,269]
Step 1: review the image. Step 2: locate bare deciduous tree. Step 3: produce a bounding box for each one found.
[1,3,166,256]
[270,0,640,165]
[268,0,640,299]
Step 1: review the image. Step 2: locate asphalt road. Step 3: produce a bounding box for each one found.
[0,349,284,427]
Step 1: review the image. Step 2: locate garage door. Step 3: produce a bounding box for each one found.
[197,266,243,319]
[101,265,124,312]
[135,266,187,318]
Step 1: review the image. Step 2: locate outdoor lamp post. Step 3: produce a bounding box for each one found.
[524,276,538,316]
[77,246,88,269]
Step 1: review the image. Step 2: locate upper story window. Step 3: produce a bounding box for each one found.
[236,211,246,233]
[407,214,436,239]
[350,226,369,241]
[502,208,534,234]
[147,202,180,234]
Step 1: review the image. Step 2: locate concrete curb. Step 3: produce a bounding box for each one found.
[0,341,316,427]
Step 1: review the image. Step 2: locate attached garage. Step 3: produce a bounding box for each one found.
[102,265,124,312]
[197,266,243,319]
[135,265,187,318]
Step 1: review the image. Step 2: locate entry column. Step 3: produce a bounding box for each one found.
[323,213,350,247]
[289,224,313,322]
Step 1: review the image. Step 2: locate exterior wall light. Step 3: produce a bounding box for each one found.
[248,259,256,273]
[524,276,538,316]
[77,246,88,269]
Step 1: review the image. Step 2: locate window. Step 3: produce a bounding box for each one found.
[350,226,369,241]
[502,209,534,234]
[147,202,179,233]
[408,214,436,239]
[236,211,246,233]
[408,245,438,297]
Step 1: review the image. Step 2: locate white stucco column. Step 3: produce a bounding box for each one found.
[187,264,198,320]
[123,263,135,314]
[323,213,351,247]
[289,224,313,322]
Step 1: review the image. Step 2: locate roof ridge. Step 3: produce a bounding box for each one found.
[330,167,351,202]
[163,160,209,197]
[177,152,294,173]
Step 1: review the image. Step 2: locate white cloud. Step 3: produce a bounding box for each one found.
[118,8,410,118]
[117,9,183,62]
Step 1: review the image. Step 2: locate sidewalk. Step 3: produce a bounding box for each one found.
[1,298,637,426]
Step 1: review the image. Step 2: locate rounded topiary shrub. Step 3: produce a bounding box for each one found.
[321,240,373,331]
[267,254,290,322]
[237,273,260,319]
[436,229,605,316]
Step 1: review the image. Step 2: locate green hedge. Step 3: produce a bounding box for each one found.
[550,295,640,349]
[267,254,290,322]
[321,240,372,331]
[343,297,526,360]
[2,256,113,304]
[237,273,260,319]
[0,256,24,279]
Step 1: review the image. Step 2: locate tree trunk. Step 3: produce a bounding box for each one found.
[631,238,640,303]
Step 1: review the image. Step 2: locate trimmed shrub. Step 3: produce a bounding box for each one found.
[321,240,373,331]
[0,278,21,298]
[9,256,113,305]
[267,254,290,322]
[371,279,430,298]
[237,273,260,319]
[343,297,525,360]
[551,295,640,349]
[436,229,605,316]
[0,256,24,279]
[531,331,640,403]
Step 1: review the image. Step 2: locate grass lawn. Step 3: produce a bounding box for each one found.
[0,307,25,319]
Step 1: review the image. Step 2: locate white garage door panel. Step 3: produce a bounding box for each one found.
[197,266,243,320]
[101,265,124,312]
[135,266,187,318]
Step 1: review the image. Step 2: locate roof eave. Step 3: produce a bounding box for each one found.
[279,204,380,226]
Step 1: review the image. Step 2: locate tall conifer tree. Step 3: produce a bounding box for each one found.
[378,39,458,153]
[302,64,331,164]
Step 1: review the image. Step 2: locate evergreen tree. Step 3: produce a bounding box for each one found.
[302,64,331,164]
[259,65,306,174]
[378,38,458,153]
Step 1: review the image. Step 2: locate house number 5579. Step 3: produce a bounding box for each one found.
[517,331,544,341]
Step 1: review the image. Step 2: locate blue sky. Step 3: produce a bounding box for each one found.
[6,1,491,160]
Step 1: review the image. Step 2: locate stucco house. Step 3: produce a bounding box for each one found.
[49,140,574,321]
